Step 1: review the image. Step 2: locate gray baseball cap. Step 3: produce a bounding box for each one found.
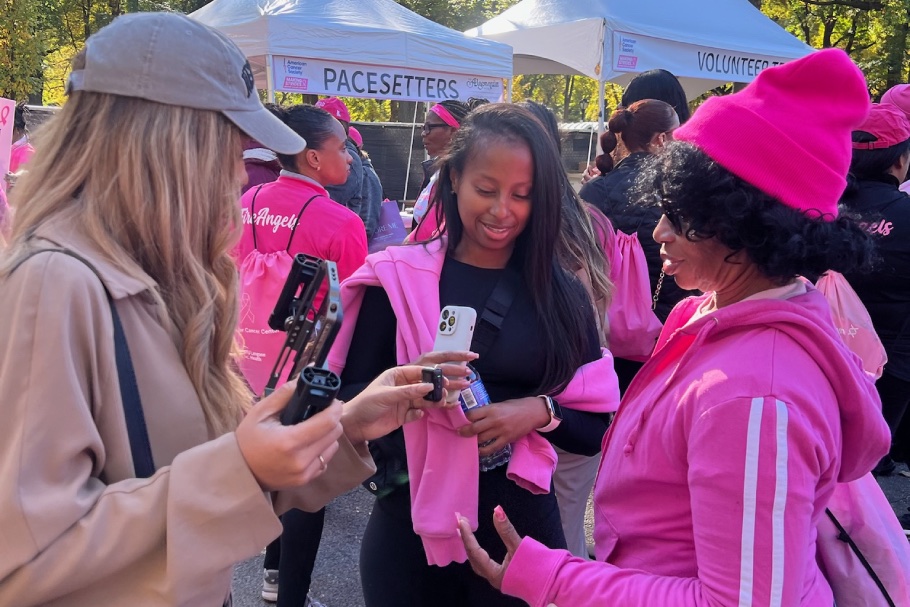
[66,12,305,155]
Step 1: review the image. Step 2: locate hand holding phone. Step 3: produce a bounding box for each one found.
[433,306,477,402]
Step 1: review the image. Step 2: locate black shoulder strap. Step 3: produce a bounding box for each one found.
[824,507,896,606]
[470,266,522,359]
[285,195,320,251]
[14,248,155,478]
[249,185,266,250]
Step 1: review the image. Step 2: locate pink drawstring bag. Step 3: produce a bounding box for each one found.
[816,271,888,379]
[606,230,663,361]
[816,473,910,607]
[238,188,317,396]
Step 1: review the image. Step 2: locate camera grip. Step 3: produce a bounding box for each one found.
[280,367,342,425]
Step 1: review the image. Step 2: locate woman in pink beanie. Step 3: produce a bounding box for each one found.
[458,49,898,606]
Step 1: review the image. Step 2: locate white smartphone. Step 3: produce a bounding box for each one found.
[432,305,477,402]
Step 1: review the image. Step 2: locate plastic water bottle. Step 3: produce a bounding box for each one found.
[459,365,512,471]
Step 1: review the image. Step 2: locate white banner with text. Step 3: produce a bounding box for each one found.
[611,30,793,83]
[270,56,504,102]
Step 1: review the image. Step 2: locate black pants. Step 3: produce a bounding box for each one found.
[360,465,566,607]
[262,507,326,606]
[877,370,910,463]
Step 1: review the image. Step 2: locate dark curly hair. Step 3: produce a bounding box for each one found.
[633,142,876,283]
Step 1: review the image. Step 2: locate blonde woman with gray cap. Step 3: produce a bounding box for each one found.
[0,12,466,606]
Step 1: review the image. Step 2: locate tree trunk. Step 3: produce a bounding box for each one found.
[562,75,574,121]
[883,10,910,89]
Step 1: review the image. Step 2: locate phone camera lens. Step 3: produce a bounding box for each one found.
[439,322,447,332]
[442,310,450,320]
[447,316,456,327]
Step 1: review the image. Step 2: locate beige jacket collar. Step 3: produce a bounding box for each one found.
[33,218,158,299]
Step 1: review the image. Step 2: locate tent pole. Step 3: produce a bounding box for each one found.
[402,101,420,202]
[506,78,512,103]
[266,54,276,103]
[596,79,606,155]
[587,123,596,170]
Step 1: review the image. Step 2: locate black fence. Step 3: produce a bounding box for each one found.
[24,107,600,202]
[357,121,599,203]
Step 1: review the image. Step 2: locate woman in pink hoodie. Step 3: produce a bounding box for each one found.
[460,50,893,607]
[328,104,620,607]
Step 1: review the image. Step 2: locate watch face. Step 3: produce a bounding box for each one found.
[551,398,563,421]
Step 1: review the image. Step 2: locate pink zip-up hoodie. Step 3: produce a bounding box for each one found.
[501,286,890,606]
[328,239,619,566]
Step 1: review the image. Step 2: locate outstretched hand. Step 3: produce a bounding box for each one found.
[457,506,523,591]
[341,363,471,444]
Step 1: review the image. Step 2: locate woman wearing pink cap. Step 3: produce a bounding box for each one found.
[841,103,910,478]
[882,83,910,195]
[459,49,894,606]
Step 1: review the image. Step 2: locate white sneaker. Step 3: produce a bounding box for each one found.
[261,569,278,603]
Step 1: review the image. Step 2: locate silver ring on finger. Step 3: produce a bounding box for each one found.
[318,454,327,472]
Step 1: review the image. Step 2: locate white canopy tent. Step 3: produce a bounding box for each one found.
[191,0,513,103]
[192,0,513,199]
[466,0,813,141]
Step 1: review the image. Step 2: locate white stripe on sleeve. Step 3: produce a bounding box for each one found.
[769,400,789,607]
[738,398,764,607]
[737,397,789,607]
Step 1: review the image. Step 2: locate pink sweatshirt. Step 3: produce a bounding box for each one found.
[237,172,367,284]
[329,239,620,566]
[502,287,890,606]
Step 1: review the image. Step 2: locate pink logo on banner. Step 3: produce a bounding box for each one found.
[617,55,639,69]
[283,77,309,91]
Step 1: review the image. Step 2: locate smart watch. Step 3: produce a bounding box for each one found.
[537,395,563,433]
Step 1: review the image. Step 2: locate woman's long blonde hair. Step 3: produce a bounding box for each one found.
[3,64,251,435]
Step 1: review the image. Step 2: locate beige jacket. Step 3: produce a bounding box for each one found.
[0,221,374,606]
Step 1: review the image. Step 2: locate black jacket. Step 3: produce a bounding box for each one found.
[842,175,910,380]
[579,152,698,322]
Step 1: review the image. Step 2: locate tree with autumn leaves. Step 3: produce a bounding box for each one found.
[2,0,908,116]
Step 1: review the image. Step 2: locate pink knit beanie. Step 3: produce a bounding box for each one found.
[881,84,910,121]
[674,48,870,219]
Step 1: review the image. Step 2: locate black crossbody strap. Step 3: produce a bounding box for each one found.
[249,185,266,250]
[14,247,155,478]
[285,195,320,251]
[825,507,896,606]
[470,266,522,359]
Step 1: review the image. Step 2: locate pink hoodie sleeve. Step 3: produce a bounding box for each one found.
[505,350,620,494]
[503,396,837,606]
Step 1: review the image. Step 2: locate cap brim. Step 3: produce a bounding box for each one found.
[224,106,305,155]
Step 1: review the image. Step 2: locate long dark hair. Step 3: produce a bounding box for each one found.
[434,103,598,394]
